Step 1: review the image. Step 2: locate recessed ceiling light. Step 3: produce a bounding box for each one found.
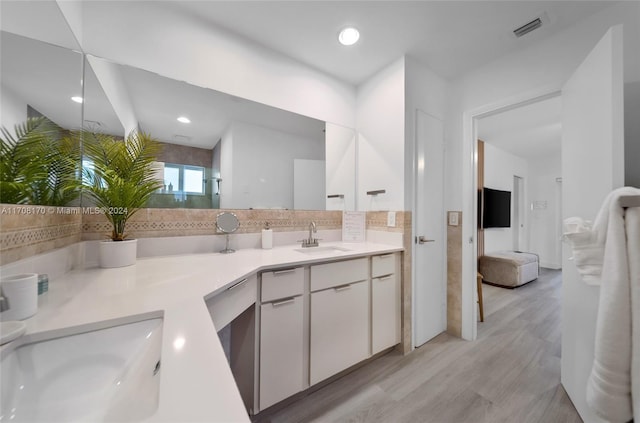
[177,116,191,124]
[338,27,360,46]
[71,96,83,103]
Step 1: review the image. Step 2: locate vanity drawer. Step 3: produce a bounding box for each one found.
[372,253,398,278]
[207,274,257,330]
[310,257,368,292]
[261,267,304,302]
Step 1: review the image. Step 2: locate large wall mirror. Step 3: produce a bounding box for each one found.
[82,55,356,211]
[1,2,356,211]
[0,2,84,207]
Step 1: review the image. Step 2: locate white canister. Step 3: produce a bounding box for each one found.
[262,223,273,249]
[0,273,38,321]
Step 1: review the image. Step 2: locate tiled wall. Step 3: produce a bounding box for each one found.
[0,204,82,266]
[1,205,415,351]
[82,209,344,240]
[446,211,463,337]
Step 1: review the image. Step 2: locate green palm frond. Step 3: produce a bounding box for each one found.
[0,117,79,205]
[82,131,163,241]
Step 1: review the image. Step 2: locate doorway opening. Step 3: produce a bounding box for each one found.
[470,91,563,339]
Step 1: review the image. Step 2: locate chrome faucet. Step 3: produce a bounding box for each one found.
[301,221,319,248]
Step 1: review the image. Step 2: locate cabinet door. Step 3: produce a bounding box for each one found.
[372,274,400,354]
[259,296,304,410]
[310,280,369,385]
[206,275,257,330]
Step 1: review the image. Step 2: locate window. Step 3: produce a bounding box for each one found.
[164,164,204,195]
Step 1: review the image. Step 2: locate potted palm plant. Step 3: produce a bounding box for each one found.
[82,131,163,268]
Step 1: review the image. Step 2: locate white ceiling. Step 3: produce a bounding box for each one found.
[478,96,562,159]
[169,1,618,85]
[118,63,326,148]
[1,0,621,151]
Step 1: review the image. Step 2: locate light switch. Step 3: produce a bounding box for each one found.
[448,211,459,226]
[387,211,396,227]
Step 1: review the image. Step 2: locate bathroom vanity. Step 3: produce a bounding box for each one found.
[207,251,402,414]
[0,241,402,422]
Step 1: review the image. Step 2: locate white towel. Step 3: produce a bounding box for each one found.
[627,206,640,421]
[563,187,640,285]
[583,187,640,422]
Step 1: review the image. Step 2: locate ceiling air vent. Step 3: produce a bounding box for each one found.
[513,17,543,38]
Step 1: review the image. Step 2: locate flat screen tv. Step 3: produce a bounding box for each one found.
[482,187,511,228]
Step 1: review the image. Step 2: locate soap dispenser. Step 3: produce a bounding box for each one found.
[261,222,273,249]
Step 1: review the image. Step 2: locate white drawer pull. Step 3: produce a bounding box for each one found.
[334,284,352,292]
[272,297,296,307]
[378,275,393,281]
[273,268,297,275]
[227,278,248,291]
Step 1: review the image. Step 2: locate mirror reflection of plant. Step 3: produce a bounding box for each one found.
[0,117,81,205]
[82,131,163,241]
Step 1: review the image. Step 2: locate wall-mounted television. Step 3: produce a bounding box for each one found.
[481,187,511,228]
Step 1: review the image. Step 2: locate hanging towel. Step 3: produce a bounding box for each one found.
[627,206,640,420]
[582,187,640,422]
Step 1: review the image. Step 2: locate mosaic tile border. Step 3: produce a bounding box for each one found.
[1,223,81,251]
[1,206,411,267]
[81,209,345,240]
[0,204,82,265]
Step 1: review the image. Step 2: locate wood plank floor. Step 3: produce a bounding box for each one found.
[257,268,582,423]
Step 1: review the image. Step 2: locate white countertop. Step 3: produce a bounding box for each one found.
[13,241,403,422]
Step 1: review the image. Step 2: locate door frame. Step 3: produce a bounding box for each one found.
[461,87,561,340]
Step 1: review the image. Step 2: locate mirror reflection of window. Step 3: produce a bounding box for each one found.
[164,165,180,192]
[163,163,204,195]
[184,166,204,194]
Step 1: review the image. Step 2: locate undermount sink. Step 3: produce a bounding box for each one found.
[295,246,352,254]
[0,317,163,422]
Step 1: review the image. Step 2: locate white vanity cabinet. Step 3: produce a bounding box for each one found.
[371,253,401,354]
[214,251,402,415]
[258,268,305,410]
[309,258,370,385]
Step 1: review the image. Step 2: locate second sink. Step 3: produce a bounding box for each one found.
[295,246,352,254]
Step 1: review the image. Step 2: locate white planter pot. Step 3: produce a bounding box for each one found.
[99,239,138,268]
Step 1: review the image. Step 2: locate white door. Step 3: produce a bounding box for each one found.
[413,110,445,347]
[293,159,325,210]
[561,25,624,422]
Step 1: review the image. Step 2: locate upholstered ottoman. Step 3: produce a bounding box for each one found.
[479,251,539,288]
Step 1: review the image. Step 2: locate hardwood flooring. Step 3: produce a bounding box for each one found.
[257,268,582,423]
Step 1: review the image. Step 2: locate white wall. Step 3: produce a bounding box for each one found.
[481,143,528,254]
[446,1,640,341]
[625,81,640,187]
[74,2,356,129]
[527,153,562,269]
[356,57,405,211]
[325,123,356,211]
[404,56,449,211]
[0,84,27,130]
[86,55,139,137]
[1,1,79,50]
[220,121,324,210]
